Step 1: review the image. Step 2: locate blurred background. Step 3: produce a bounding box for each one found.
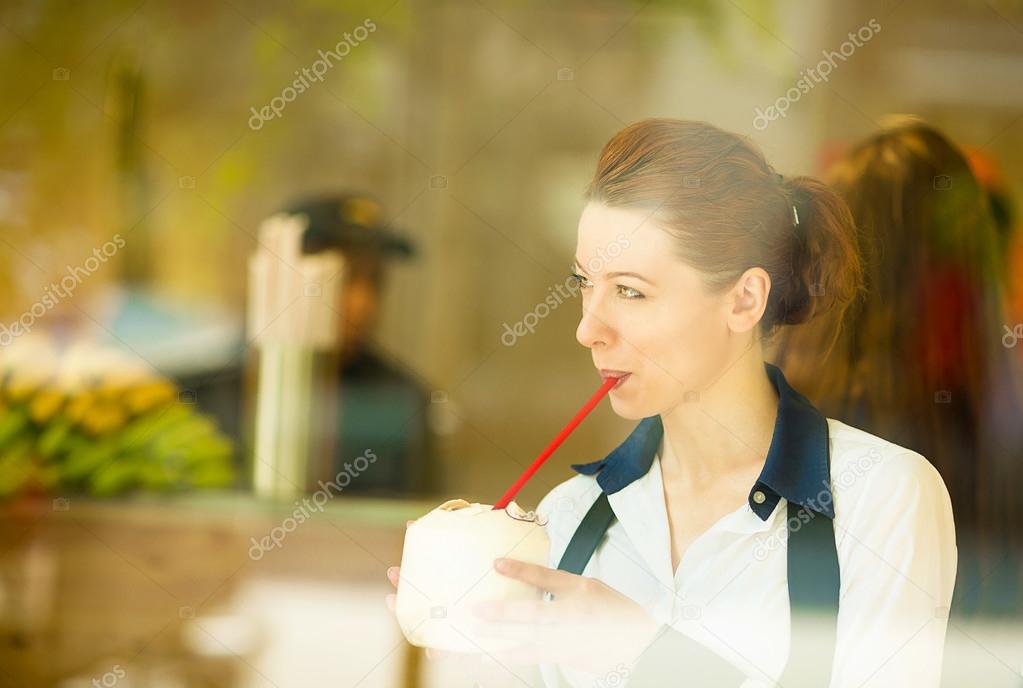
[1,0,1022,686]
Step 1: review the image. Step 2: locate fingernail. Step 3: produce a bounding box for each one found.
[387,566,398,576]
[494,558,507,571]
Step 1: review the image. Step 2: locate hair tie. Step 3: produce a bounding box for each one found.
[775,171,799,227]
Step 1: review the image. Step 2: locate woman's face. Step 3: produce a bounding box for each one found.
[573,202,740,419]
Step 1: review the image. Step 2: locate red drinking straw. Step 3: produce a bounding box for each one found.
[492,375,620,510]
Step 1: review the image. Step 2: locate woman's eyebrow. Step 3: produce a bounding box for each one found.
[572,259,656,286]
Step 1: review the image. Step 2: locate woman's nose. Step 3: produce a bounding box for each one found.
[576,296,614,349]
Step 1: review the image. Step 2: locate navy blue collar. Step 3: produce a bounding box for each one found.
[569,362,834,521]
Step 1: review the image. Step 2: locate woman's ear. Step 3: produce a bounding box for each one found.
[726,267,770,334]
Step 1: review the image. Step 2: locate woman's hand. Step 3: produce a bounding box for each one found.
[383,526,660,677]
[470,557,661,676]
[383,519,414,618]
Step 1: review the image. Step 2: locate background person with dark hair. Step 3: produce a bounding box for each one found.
[288,193,440,497]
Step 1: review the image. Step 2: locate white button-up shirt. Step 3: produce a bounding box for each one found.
[534,364,957,688]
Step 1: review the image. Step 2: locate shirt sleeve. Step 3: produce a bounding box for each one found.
[829,450,958,687]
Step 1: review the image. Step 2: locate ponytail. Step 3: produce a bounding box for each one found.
[768,175,864,331]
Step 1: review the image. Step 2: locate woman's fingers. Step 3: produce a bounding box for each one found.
[485,640,550,667]
[424,647,480,664]
[387,520,412,593]
[473,598,552,625]
[384,593,396,614]
[387,519,413,590]
[493,558,581,596]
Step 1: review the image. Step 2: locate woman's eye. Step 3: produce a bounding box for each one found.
[569,273,644,299]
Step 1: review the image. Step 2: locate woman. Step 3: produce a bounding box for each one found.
[386,119,957,687]
[774,122,1023,617]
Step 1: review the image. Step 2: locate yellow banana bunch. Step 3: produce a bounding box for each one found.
[0,335,234,498]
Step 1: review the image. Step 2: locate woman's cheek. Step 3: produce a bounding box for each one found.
[638,329,695,399]
[661,328,719,395]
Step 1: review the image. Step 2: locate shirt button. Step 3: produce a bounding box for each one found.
[752,490,766,504]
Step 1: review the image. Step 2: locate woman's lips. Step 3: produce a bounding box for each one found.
[598,369,632,389]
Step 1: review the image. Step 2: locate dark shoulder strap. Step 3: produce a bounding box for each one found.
[780,502,840,685]
[557,492,616,575]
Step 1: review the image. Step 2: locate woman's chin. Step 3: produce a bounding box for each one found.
[608,395,649,421]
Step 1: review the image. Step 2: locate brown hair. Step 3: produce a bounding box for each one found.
[583,118,863,337]
[776,121,1023,549]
